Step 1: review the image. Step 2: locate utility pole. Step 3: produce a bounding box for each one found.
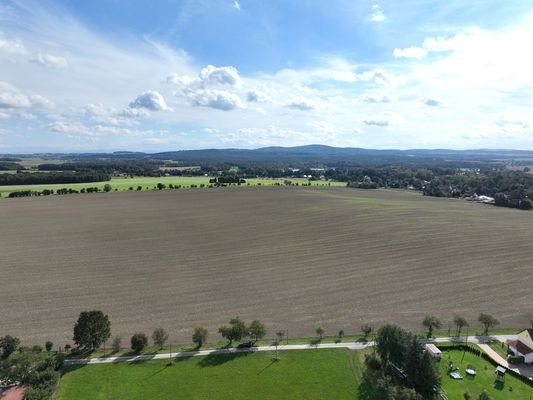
[286,329,289,345]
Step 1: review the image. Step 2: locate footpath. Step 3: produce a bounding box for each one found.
[64,334,517,366]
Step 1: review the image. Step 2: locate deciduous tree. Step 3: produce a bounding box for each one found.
[478,313,499,335]
[218,317,248,345]
[72,311,111,351]
[249,320,266,343]
[192,327,208,348]
[453,316,469,337]
[0,335,20,359]
[152,328,169,348]
[131,333,148,352]
[422,315,441,338]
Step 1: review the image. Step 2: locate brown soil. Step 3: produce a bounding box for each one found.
[1,187,531,345]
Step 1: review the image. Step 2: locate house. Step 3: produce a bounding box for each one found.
[424,343,442,359]
[507,329,533,364]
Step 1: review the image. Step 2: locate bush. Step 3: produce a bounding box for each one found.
[45,341,53,352]
[131,333,148,352]
[508,355,524,364]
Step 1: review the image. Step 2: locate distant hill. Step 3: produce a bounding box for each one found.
[6,145,533,168]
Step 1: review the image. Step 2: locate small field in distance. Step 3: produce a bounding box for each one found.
[0,176,343,197]
[1,187,533,345]
[56,349,361,400]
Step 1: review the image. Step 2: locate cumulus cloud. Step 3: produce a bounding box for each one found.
[46,119,166,140]
[393,46,428,59]
[362,93,393,103]
[185,88,243,111]
[358,69,390,84]
[46,120,89,134]
[199,65,242,87]
[368,4,386,22]
[0,35,26,55]
[420,97,441,107]
[363,118,390,127]
[129,91,171,111]
[29,51,68,68]
[246,89,269,102]
[286,97,318,111]
[0,81,51,109]
[162,73,196,86]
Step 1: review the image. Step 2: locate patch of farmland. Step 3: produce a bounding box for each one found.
[1,187,532,345]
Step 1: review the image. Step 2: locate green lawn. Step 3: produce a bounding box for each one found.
[439,349,533,399]
[0,176,344,197]
[489,341,510,359]
[56,349,361,400]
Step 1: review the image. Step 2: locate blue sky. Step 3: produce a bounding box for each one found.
[1,0,533,152]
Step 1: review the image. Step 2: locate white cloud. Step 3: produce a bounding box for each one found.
[246,89,269,102]
[82,103,115,117]
[362,93,393,103]
[120,107,150,118]
[162,73,196,85]
[358,69,391,84]
[29,94,54,108]
[0,34,26,55]
[231,1,241,11]
[29,51,68,68]
[286,97,317,111]
[0,81,51,109]
[420,97,441,107]
[393,46,428,59]
[129,91,171,111]
[363,118,390,127]
[198,65,242,87]
[185,88,244,111]
[369,4,386,22]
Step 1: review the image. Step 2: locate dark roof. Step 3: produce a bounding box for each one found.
[509,339,533,355]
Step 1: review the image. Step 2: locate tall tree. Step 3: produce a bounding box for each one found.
[73,311,111,350]
[0,335,20,359]
[376,324,410,366]
[422,315,441,338]
[478,313,499,335]
[249,320,266,343]
[453,316,469,337]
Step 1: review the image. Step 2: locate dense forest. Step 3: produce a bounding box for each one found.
[0,172,110,186]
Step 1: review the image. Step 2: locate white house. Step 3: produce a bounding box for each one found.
[508,329,533,364]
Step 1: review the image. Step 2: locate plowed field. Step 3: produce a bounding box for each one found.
[1,187,531,345]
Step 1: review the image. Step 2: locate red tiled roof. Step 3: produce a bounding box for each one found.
[509,339,533,355]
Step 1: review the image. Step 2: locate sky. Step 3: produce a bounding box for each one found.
[1,0,533,152]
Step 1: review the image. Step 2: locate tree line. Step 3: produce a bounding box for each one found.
[0,171,111,186]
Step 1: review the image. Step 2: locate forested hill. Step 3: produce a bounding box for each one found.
[5,146,533,168]
[150,145,533,168]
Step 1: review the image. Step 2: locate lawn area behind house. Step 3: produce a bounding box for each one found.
[439,348,532,399]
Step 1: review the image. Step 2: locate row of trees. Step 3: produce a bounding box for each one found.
[0,171,111,186]
[421,313,499,338]
[65,310,502,354]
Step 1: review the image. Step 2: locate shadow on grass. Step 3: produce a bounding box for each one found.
[493,380,505,391]
[59,363,86,377]
[197,352,251,368]
[257,359,278,375]
[310,338,322,345]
